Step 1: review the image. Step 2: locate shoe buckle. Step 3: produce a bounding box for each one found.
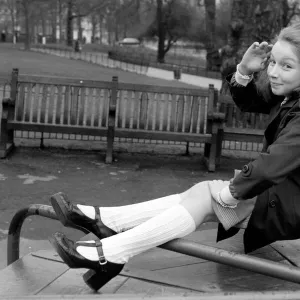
[99,255,107,265]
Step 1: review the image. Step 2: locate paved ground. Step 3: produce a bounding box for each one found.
[0,146,249,271]
[3,146,300,297]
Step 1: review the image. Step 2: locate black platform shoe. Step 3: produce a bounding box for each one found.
[50,192,116,239]
[49,232,124,291]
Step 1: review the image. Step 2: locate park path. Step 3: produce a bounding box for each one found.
[0,43,205,88]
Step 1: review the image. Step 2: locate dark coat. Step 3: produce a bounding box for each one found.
[217,73,300,253]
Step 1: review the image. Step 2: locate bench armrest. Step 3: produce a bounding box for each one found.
[207,112,226,122]
[2,97,14,106]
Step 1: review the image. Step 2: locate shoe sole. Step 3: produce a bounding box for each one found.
[50,194,89,234]
[48,236,75,268]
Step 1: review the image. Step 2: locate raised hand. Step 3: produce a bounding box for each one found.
[239,41,273,75]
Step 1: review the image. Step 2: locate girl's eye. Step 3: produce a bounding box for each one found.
[269,60,275,65]
[283,64,291,69]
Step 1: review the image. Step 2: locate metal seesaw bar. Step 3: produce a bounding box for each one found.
[6,204,89,265]
[6,204,300,285]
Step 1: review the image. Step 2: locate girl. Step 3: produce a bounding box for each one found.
[49,22,300,288]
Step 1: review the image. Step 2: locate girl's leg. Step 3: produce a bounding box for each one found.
[76,181,217,264]
[77,194,182,233]
[179,181,217,226]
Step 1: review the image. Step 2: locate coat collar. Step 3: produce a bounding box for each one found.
[279,89,300,108]
[264,89,300,142]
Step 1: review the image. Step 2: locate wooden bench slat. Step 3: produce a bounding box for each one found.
[18,74,114,89]
[117,82,210,96]
[223,127,264,143]
[7,122,107,136]
[114,128,212,143]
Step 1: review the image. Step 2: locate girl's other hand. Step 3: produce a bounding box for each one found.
[239,41,273,75]
[208,180,240,207]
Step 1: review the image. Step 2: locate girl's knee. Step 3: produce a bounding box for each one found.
[178,181,215,225]
[179,181,210,198]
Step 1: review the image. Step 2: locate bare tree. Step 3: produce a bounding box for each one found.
[65,0,110,46]
[154,0,195,63]
[204,0,217,71]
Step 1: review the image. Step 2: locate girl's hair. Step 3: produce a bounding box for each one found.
[256,22,300,101]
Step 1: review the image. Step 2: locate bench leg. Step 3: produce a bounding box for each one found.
[105,127,114,164]
[203,136,217,172]
[0,117,14,158]
[215,128,224,168]
[203,146,216,172]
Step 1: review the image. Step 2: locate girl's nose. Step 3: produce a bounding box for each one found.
[268,64,279,77]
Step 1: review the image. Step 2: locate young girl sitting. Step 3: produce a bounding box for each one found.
[49,21,300,289]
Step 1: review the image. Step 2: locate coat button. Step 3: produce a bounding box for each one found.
[269,199,276,208]
[242,165,249,173]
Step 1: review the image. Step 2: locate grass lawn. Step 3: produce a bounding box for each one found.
[0,44,197,88]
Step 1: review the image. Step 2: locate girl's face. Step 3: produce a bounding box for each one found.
[267,40,300,97]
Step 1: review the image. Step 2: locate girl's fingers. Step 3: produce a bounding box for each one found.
[251,41,260,49]
[259,41,269,49]
[267,44,273,52]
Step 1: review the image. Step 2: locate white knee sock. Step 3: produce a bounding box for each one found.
[77,204,196,264]
[77,194,181,233]
[100,194,182,233]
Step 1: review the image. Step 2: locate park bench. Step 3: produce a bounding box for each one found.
[2,201,300,298]
[0,68,225,171]
[218,94,265,146]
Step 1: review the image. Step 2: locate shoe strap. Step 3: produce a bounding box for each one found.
[94,206,100,221]
[76,240,107,267]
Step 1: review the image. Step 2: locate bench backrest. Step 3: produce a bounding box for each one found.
[116,82,212,134]
[0,75,11,101]
[6,70,215,136]
[14,75,112,129]
[218,94,269,130]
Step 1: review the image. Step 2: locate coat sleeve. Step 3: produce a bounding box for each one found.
[226,73,272,114]
[230,112,300,199]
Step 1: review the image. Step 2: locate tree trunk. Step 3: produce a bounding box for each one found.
[51,16,56,43]
[220,0,285,93]
[50,2,57,43]
[204,0,218,71]
[114,9,119,44]
[23,0,31,50]
[91,15,96,43]
[157,0,165,63]
[114,23,119,44]
[99,15,103,44]
[77,16,82,41]
[58,0,63,42]
[42,16,46,36]
[66,0,73,47]
[9,1,16,38]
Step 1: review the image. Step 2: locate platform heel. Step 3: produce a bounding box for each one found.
[82,269,123,291]
[49,232,124,291]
